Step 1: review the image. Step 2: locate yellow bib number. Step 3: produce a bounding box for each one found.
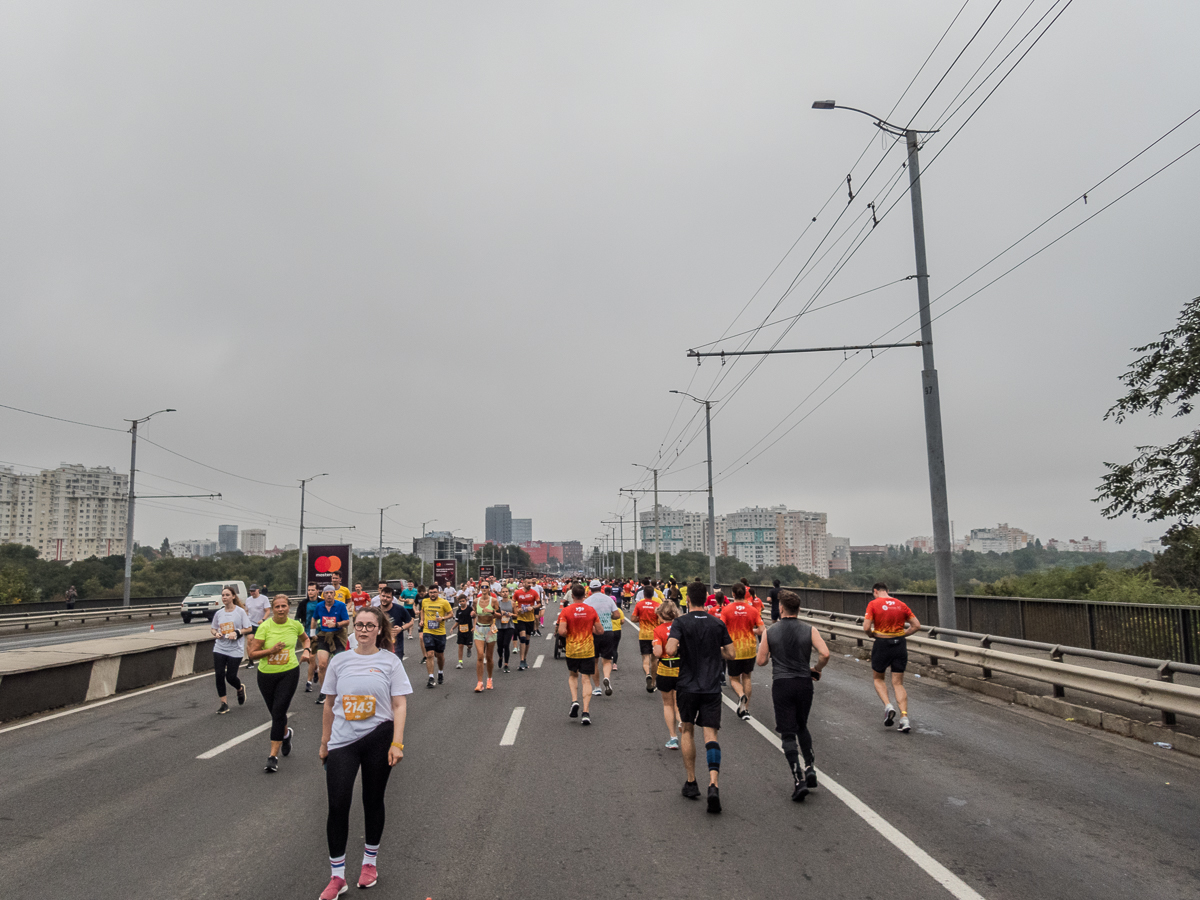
[267,647,291,666]
[459,623,469,632]
[219,622,235,636]
[342,695,376,721]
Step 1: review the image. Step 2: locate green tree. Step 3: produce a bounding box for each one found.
[1098,296,1200,524]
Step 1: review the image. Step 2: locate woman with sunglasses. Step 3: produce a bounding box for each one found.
[318,606,412,898]
[472,586,500,692]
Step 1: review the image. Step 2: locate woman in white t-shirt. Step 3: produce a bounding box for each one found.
[209,586,252,714]
[317,606,412,899]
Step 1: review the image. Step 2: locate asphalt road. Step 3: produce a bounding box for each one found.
[2,603,1197,900]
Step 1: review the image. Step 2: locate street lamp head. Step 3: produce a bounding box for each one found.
[812,100,836,110]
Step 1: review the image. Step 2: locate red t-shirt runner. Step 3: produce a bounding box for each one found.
[350,591,371,611]
[720,601,763,660]
[865,595,913,637]
[651,622,679,677]
[559,602,599,658]
[633,598,660,640]
[513,588,539,614]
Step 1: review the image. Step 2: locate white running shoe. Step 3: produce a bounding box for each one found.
[884,704,896,727]
[898,715,911,733]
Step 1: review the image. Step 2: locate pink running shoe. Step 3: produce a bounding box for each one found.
[486,678,494,690]
[357,864,378,889]
[319,875,347,899]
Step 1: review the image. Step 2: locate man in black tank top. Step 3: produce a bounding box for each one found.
[756,589,830,802]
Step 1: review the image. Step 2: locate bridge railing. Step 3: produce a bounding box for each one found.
[799,608,1200,725]
[756,585,1199,665]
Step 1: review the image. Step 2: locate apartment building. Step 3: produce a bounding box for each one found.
[776,509,829,578]
[240,528,267,555]
[0,464,129,561]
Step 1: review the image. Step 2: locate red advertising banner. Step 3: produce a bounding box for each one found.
[433,559,456,588]
[308,544,352,592]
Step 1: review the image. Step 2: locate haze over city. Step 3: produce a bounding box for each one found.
[3,1,1197,555]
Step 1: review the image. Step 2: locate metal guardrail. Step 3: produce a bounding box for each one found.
[799,608,1200,725]
[755,585,1200,665]
[0,604,184,630]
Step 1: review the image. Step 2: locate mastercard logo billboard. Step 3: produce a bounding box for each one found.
[313,555,343,574]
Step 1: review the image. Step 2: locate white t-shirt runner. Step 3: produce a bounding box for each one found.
[323,649,413,750]
[212,607,253,657]
[245,593,271,625]
[585,592,619,632]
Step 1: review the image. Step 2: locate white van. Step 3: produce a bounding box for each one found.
[180,580,247,624]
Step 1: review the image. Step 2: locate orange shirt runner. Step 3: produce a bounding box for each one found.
[633,598,660,640]
[720,601,763,660]
[560,602,599,658]
[865,596,913,637]
[651,621,679,677]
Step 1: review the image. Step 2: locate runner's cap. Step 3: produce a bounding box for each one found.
[589,579,602,589]
[249,583,259,590]
[321,584,335,594]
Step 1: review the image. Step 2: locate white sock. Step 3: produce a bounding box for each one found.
[330,855,346,879]
[362,843,378,868]
[438,669,443,675]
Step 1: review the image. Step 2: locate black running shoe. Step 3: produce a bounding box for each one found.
[437,671,444,684]
[315,693,325,704]
[503,664,510,673]
[217,702,229,715]
[805,765,818,788]
[736,694,748,718]
[264,755,279,773]
[681,780,701,800]
[791,781,809,802]
[602,677,612,696]
[707,785,722,814]
[580,711,591,726]
[426,677,436,689]
[645,674,655,693]
[569,701,580,718]
[282,727,293,757]
[236,683,246,706]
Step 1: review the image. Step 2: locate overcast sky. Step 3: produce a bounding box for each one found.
[2,1,1198,555]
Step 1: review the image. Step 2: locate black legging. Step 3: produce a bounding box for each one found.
[257,666,299,741]
[773,678,815,778]
[213,652,243,697]
[611,629,621,664]
[326,720,394,858]
[496,628,515,665]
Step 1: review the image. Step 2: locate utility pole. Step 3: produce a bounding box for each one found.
[297,473,328,594]
[122,409,174,607]
[378,503,398,582]
[619,515,624,578]
[633,465,661,579]
[672,390,718,590]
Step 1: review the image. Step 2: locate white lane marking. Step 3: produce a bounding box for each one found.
[197,721,273,759]
[533,655,544,669]
[0,672,211,737]
[499,706,525,746]
[721,694,986,900]
[545,632,554,641]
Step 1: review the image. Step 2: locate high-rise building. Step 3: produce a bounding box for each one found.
[638,505,709,555]
[776,509,829,578]
[412,531,474,567]
[511,518,532,544]
[725,506,783,569]
[967,523,1034,554]
[560,540,583,568]
[241,528,267,555]
[0,464,129,562]
[485,505,512,544]
[175,539,219,558]
[828,536,852,573]
[218,524,238,554]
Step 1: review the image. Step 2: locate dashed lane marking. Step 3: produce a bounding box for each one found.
[533,655,544,668]
[721,694,986,900]
[197,721,273,759]
[499,706,525,746]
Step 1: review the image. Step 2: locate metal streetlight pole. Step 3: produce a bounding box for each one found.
[813,100,955,631]
[296,473,328,594]
[632,464,661,579]
[122,409,175,607]
[671,390,718,590]
[419,519,437,585]
[378,503,399,582]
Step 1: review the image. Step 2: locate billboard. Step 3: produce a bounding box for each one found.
[478,564,495,580]
[308,544,352,592]
[433,559,456,587]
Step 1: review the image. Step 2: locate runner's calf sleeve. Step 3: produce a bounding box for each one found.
[782,733,802,781]
[705,741,721,773]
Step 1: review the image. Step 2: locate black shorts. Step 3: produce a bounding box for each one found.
[422,633,447,654]
[726,657,755,677]
[456,628,473,645]
[566,656,596,675]
[515,620,536,637]
[771,677,814,735]
[676,691,722,730]
[639,639,654,655]
[594,632,615,660]
[871,636,908,673]
[655,673,679,693]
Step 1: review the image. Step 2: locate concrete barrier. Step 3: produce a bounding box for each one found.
[0,625,217,722]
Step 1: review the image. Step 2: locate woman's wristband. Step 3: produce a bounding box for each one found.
[391,742,404,750]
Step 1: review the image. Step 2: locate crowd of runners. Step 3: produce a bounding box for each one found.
[205,571,919,898]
